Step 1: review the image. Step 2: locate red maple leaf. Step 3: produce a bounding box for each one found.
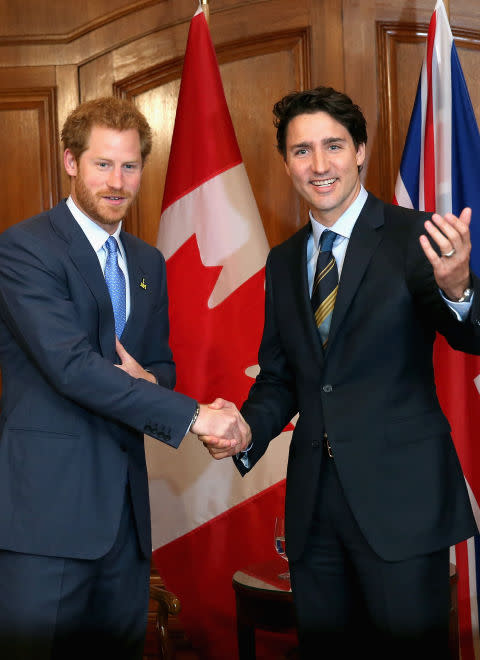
[166,235,265,407]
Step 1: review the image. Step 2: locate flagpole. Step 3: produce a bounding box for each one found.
[201,0,210,26]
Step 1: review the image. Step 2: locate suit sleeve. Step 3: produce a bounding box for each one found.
[235,251,298,475]
[0,226,195,448]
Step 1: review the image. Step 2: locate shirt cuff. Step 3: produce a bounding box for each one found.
[439,289,474,321]
[238,442,253,469]
[187,402,200,434]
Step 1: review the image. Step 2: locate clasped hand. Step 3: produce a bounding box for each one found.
[191,398,251,459]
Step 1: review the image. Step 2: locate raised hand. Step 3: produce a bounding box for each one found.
[419,207,472,301]
[114,338,157,384]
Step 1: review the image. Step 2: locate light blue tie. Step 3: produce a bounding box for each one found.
[104,236,126,338]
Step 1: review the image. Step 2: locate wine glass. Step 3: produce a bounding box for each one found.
[274,516,290,579]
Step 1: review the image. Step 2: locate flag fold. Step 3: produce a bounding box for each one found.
[394,3,480,656]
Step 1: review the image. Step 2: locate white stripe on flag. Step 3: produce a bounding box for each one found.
[419,58,428,211]
[466,535,480,658]
[465,478,480,656]
[394,175,414,209]
[431,0,453,215]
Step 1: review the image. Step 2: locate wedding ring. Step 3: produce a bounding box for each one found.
[442,248,456,258]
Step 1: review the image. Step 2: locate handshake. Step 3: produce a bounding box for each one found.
[112,339,250,457]
[190,398,251,459]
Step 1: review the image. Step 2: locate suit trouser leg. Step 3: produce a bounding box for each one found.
[289,456,451,660]
[0,487,150,660]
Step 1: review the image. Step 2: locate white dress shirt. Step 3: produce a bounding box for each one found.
[66,196,131,321]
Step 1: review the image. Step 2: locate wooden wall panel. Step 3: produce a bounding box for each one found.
[0,0,163,42]
[0,88,59,231]
[456,41,480,120]
[377,23,426,203]
[377,21,480,202]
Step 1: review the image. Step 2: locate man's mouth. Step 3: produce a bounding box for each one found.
[99,192,131,203]
[311,178,337,187]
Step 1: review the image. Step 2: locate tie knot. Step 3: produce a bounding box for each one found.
[105,236,119,255]
[320,230,336,253]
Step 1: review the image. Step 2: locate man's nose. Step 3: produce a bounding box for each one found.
[311,150,328,173]
[107,167,123,189]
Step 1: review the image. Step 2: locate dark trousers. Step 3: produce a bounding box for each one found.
[0,489,150,660]
[289,456,451,660]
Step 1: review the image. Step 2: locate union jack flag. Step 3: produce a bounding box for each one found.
[394,2,480,657]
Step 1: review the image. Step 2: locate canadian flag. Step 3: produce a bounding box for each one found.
[148,5,294,658]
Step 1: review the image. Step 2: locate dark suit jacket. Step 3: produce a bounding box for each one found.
[235,193,480,563]
[0,200,195,560]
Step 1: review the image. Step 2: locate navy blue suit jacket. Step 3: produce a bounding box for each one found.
[0,200,195,560]
[235,193,480,563]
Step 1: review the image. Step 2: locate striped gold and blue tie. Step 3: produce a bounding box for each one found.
[311,230,338,348]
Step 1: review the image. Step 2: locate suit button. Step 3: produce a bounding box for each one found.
[312,440,321,448]
[323,384,333,393]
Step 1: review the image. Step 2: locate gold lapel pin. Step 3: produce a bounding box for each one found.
[140,277,147,290]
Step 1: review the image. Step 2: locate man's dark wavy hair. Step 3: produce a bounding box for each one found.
[273,86,367,159]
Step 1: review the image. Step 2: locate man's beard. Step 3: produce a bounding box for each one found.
[74,170,134,226]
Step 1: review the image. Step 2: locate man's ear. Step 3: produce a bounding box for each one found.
[356,143,366,169]
[64,149,78,176]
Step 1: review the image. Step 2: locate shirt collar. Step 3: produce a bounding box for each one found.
[66,196,123,254]
[309,185,368,249]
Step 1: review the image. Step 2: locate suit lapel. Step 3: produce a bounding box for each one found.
[49,201,116,360]
[327,193,384,350]
[289,225,326,366]
[119,232,149,351]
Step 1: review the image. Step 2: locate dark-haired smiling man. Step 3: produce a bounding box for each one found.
[204,86,480,658]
